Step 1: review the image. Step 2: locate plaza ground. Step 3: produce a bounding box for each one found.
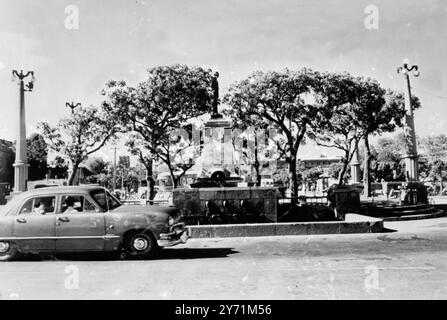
[1,217,447,299]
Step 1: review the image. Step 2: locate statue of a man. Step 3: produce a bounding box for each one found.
[211,72,222,118]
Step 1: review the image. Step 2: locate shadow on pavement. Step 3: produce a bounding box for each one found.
[158,247,239,260]
[16,247,239,262]
[379,227,397,233]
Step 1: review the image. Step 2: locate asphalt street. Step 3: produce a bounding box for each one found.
[1,217,447,299]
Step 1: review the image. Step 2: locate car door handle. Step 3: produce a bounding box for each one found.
[58,217,70,222]
[16,218,27,223]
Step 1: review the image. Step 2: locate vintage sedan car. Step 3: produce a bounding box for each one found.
[0,186,188,261]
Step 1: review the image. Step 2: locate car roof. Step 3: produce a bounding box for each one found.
[22,185,106,197]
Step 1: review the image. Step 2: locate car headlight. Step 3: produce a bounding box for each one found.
[168,216,175,226]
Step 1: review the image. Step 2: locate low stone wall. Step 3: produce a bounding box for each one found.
[187,214,383,238]
[173,186,280,223]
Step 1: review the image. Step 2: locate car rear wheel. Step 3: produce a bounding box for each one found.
[0,241,19,262]
[123,231,158,260]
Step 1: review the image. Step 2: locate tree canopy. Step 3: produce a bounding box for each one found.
[309,72,369,184]
[224,68,319,198]
[101,64,215,188]
[26,133,48,181]
[39,105,119,185]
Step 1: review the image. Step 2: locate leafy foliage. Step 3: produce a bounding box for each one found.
[101,65,214,188]
[39,105,119,185]
[224,68,320,197]
[369,133,407,181]
[26,133,48,181]
[419,134,447,192]
[301,166,324,188]
[309,72,370,184]
[47,155,69,179]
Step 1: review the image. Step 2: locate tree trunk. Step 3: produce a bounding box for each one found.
[170,171,178,189]
[363,135,372,197]
[338,159,349,185]
[289,157,299,204]
[254,136,261,186]
[68,161,80,186]
[254,163,261,187]
[145,160,156,205]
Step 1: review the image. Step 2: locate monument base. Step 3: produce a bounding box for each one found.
[173,186,280,224]
[327,184,361,220]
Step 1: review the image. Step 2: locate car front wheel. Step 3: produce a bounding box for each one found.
[123,231,158,260]
[0,241,19,262]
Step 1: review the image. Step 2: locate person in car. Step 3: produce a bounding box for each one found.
[33,200,46,214]
[64,197,80,213]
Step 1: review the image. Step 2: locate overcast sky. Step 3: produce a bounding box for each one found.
[1,0,446,161]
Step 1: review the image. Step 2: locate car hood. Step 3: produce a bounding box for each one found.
[110,204,179,216]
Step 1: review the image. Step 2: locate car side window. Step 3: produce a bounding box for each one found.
[60,195,99,213]
[20,196,56,215]
[61,195,84,213]
[84,197,99,213]
[19,199,34,214]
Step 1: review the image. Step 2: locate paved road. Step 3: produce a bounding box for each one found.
[1,217,447,300]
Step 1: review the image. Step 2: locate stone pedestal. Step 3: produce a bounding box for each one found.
[173,186,279,224]
[327,185,361,220]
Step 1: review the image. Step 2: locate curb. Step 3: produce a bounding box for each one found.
[187,214,383,239]
[380,209,446,221]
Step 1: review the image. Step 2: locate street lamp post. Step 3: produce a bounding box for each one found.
[397,59,420,182]
[65,102,81,184]
[11,69,35,193]
[66,101,81,114]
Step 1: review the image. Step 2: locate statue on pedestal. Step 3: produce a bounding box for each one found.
[210,72,223,119]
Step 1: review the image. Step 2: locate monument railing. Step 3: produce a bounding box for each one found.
[278,195,328,205]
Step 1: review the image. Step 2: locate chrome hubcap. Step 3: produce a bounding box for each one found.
[133,237,148,251]
[0,242,10,253]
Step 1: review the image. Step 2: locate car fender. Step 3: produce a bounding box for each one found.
[0,216,14,240]
[105,210,171,240]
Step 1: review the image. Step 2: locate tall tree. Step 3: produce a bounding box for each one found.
[39,106,119,185]
[370,134,407,181]
[82,157,111,185]
[47,155,69,179]
[224,68,319,199]
[419,134,447,193]
[26,133,49,181]
[101,65,214,188]
[125,134,157,201]
[310,72,367,185]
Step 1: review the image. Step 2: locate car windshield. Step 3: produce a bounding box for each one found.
[91,189,121,211]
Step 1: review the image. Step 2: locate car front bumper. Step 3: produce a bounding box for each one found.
[157,223,189,247]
